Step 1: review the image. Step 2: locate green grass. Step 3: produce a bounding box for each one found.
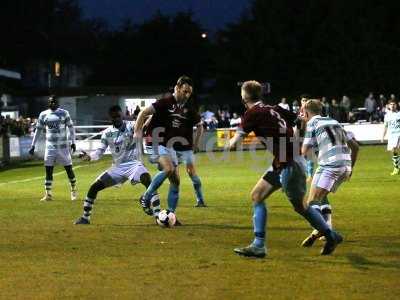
[0,146,399,299]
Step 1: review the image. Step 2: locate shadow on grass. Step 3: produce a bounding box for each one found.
[346,253,400,270]
[96,223,311,232]
[94,222,253,230]
[0,160,43,171]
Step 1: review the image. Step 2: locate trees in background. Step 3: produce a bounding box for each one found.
[216,0,400,95]
[1,0,399,96]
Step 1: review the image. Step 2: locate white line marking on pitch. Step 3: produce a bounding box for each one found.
[0,165,84,186]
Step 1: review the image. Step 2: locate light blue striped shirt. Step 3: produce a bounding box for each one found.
[303,115,351,168]
[32,108,75,150]
[90,121,138,166]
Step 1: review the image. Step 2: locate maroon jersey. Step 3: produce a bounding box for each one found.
[238,101,297,167]
[151,95,201,151]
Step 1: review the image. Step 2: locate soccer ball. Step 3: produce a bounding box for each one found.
[156,209,176,227]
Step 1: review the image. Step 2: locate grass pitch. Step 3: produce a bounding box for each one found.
[0,146,399,299]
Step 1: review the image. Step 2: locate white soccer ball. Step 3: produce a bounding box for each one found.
[156,209,176,227]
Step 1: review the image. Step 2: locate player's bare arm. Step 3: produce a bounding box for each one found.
[134,105,156,138]
[225,131,245,151]
[381,123,388,143]
[193,123,204,152]
[347,139,359,168]
[301,143,313,158]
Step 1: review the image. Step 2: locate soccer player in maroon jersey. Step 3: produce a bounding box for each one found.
[226,81,342,257]
[134,76,204,223]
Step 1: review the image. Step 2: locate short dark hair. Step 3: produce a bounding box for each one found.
[176,75,193,88]
[108,105,122,114]
[48,95,58,102]
[300,94,310,100]
[388,98,397,104]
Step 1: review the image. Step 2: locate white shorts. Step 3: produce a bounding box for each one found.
[387,135,400,151]
[44,148,72,167]
[97,161,148,186]
[312,166,351,193]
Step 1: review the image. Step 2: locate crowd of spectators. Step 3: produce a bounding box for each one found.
[276,93,399,123]
[200,92,399,130]
[201,107,244,130]
[125,105,141,120]
[0,115,35,137]
[1,93,398,136]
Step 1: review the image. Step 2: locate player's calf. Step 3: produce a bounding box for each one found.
[41,166,54,201]
[65,165,78,201]
[75,180,106,224]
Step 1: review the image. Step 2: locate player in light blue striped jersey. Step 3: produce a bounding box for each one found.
[301,100,359,254]
[382,99,400,175]
[74,105,160,225]
[29,95,77,202]
[302,130,358,247]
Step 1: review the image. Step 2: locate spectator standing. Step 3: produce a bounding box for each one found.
[364,92,377,122]
[217,109,230,128]
[278,97,290,111]
[292,100,300,114]
[207,116,218,130]
[340,95,351,122]
[378,94,387,122]
[321,97,330,117]
[133,105,141,120]
[229,112,241,128]
[330,99,342,122]
[201,108,215,128]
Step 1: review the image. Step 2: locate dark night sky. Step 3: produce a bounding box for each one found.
[79,0,251,30]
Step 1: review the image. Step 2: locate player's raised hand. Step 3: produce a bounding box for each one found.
[71,143,76,153]
[79,151,91,161]
[28,146,35,156]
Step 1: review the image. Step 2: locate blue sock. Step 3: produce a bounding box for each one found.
[190,175,204,203]
[143,171,167,201]
[306,159,314,177]
[252,202,267,248]
[167,184,180,212]
[303,205,330,235]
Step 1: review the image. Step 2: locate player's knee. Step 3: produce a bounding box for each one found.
[293,201,306,215]
[88,180,106,198]
[251,190,263,203]
[139,172,151,188]
[169,174,180,187]
[187,167,196,177]
[163,165,175,177]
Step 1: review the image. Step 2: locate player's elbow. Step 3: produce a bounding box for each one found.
[348,140,359,154]
[301,146,309,157]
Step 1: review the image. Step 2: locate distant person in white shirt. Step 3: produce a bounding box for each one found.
[278,97,290,111]
[229,112,241,128]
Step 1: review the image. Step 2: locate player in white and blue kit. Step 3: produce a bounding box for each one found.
[382,99,400,175]
[302,130,358,247]
[29,95,77,201]
[302,100,359,253]
[74,105,160,224]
